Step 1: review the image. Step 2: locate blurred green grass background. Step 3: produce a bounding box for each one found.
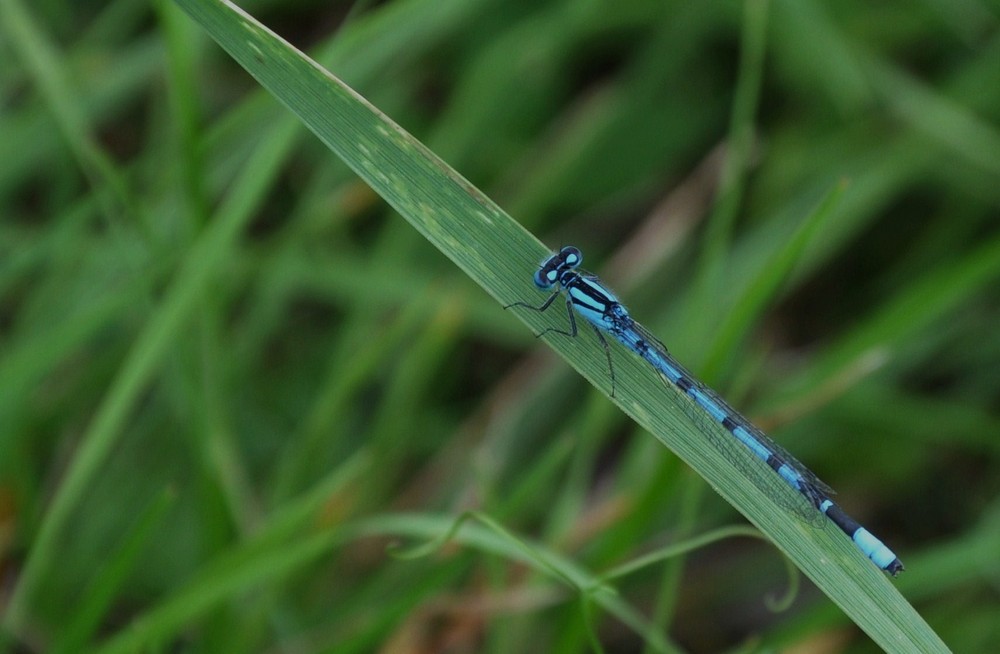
[2,0,1000,651]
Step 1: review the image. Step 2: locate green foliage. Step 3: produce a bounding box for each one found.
[2,0,998,651]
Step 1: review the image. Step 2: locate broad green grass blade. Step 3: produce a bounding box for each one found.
[167,1,947,651]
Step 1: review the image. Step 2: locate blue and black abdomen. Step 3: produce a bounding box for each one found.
[513,246,904,575]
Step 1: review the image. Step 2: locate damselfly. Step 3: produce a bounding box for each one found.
[507,246,903,575]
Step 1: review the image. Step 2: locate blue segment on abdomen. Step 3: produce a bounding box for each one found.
[775,463,805,490]
[853,529,898,569]
[732,426,772,463]
[652,354,683,382]
[688,388,728,422]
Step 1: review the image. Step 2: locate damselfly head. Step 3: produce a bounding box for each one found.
[534,246,583,289]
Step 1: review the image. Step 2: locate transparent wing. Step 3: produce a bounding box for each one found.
[625,320,832,528]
